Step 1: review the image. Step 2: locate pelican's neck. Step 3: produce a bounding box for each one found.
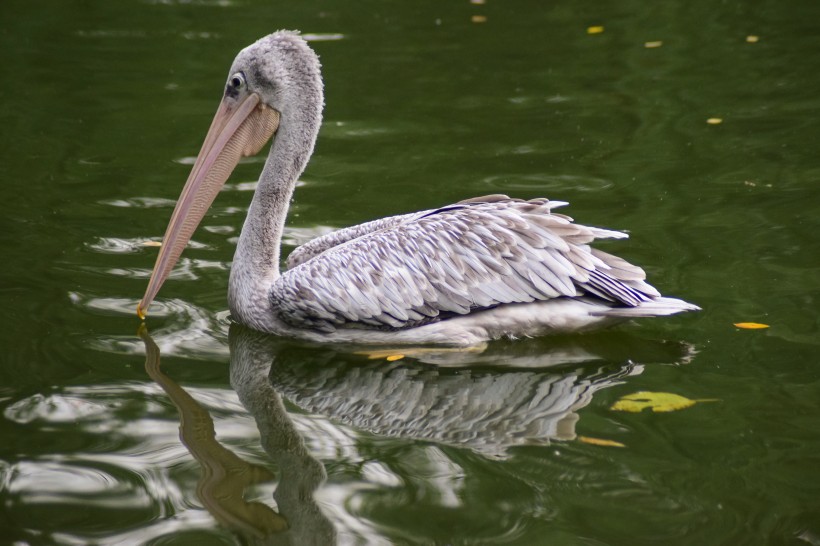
[229,105,321,330]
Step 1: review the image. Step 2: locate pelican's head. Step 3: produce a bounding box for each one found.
[137,31,323,319]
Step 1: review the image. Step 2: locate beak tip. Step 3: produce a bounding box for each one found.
[137,303,147,320]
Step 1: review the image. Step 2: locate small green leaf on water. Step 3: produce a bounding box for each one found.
[611,391,718,413]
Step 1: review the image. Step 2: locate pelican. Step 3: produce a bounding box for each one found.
[137,31,699,346]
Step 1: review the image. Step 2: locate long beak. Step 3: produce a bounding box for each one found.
[138,93,281,319]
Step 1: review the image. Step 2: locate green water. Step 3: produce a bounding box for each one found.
[2,0,820,543]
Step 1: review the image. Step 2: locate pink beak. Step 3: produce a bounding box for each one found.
[138,92,280,319]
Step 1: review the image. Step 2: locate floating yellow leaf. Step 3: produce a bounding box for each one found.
[578,436,626,448]
[734,322,769,329]
[746,35,759,43]
[644,40,663,48]
[707,117,723,124]
[471,15,487,23]
[587,26,604,35]
[143,241,162,247]
[386,354,405,362]
[611,391,717,413]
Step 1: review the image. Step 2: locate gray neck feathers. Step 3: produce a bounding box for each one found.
[228,64,323,329]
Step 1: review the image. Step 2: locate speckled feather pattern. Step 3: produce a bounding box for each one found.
[285,211,434,269]
[272,195,665,333]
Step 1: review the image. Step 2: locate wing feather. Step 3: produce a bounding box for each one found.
[272,197,662,331]
[285,209,436,269]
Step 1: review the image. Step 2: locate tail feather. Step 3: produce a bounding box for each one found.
[592,297,700,318]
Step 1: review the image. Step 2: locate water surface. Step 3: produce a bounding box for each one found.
[2,0,820,544]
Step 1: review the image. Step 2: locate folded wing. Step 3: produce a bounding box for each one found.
[273,196,661,332]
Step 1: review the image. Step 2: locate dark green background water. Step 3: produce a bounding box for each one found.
[2,0,820,544]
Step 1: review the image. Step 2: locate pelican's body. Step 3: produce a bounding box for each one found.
[138,31,698,346]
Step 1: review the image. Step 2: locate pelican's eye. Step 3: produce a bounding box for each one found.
[225,72,246,98]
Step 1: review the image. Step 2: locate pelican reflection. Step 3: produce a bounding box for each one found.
[228,325,694,459]
[138,323,692,541]
[139,326,334,545]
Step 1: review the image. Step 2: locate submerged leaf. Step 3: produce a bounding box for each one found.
[587,26,604,34]
[579,436,626,448]
[611,391,717,413]
[357,350,406,360]
[734,322,769,329]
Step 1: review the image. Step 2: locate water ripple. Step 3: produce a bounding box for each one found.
[91,321,228,360]
[1,378,263,545]
[86,238,211,256]
[5,460,153,507]
[100,197,176,209]
[481,173,614,193]
[4,394,109,424]
[283,225,337,247]
[69,293,229,359]
[303,33,345,42]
